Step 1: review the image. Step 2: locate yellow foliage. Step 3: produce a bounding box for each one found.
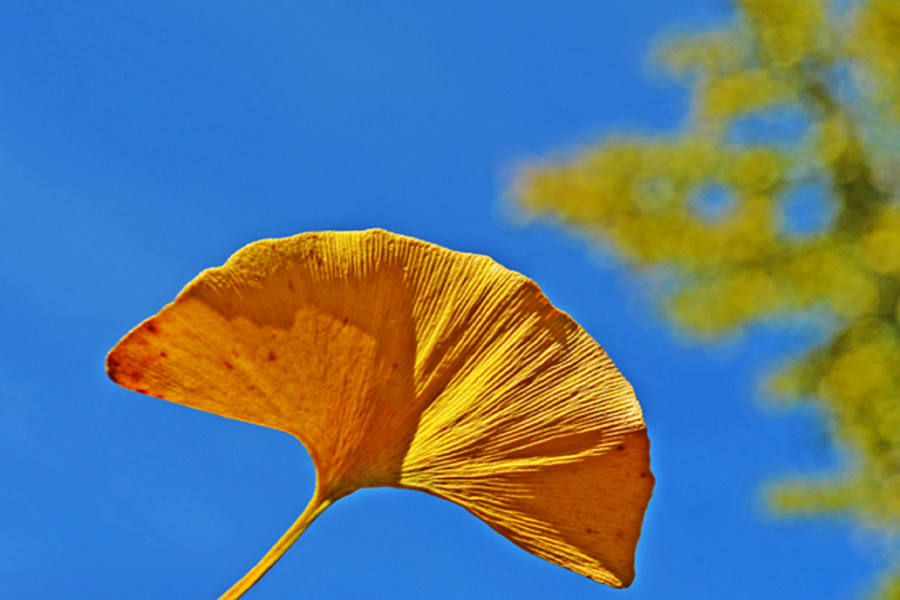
[726,149,785,191]
[660,31,748,78]
[107,229,654,598]
[740,0,829,68]
[701,69,793,119]
[822,340,896,400]
[850,0,900,117]
[818,114,859,168]
[863,210,900,274]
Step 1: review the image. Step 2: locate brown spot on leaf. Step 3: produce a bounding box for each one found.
[146,323,158,334]
[616,444,625,452]
[268,350,277,362]
[159,351,168,358]
[223,360,234,370]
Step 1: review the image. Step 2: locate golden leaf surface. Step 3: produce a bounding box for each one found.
[106,229,654,597]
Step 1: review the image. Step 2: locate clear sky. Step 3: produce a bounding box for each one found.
[0,2,884,599]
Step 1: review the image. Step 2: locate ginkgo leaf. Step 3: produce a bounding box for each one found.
[106,229,654,598]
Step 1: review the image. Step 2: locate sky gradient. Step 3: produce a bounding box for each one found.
[0,2,885,599]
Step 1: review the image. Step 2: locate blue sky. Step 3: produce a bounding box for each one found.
[0,1,884,599]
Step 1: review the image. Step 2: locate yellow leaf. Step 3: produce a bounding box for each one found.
[107,229,654,597]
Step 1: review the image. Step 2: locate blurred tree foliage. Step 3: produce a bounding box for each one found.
[512,0,900,597]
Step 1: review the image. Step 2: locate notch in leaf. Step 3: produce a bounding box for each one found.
[106,229,654,598]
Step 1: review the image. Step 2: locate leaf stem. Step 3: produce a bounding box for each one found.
[217,491,332,600]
